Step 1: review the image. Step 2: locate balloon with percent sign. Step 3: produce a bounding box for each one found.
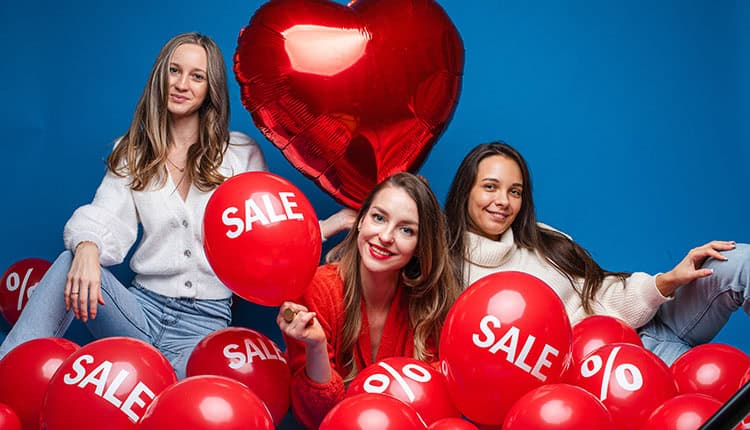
[502,384,614,430]
[427,417,479,429]
[643,393,722,430]
[0,258,51,325]
[670,343,750,404]
[571,342,678,430]
[0,337,79,430]
[319,393,427,429]
[345,357,460,426]
[439,271,573,426]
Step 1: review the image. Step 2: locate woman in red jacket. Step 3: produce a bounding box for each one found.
[277,172,461,429]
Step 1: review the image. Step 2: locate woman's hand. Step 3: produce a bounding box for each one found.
[277,301,327,347]
[65,241,105,322]
[656,240,736,296]
[319,208,357,240]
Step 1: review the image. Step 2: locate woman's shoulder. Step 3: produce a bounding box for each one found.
[222,131,268,174]
[307,264,344,297]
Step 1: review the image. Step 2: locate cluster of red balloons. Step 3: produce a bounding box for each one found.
[0,329,293,429]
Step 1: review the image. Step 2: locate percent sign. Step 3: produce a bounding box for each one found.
[363,361,432,402]
[580,345,643,401]
[6,268,37,311]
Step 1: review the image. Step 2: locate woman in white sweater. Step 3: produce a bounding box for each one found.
[444,142,748,365]
[0,32,352,378]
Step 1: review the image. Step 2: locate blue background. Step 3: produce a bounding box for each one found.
[1,0,747,416]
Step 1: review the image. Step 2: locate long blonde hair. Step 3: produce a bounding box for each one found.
[107,32,230,191]
[327,173,461,381]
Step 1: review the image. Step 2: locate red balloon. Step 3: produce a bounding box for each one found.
[0,403,21,430]
[234,0,465,208]
[319,393,427,429]
[140,375,274,430]
[203,171,322,306]
[571,343,678,430]
[439,271,573,426]
[427,418,479,430]
[740,367,750,428]
[561,315,643,382]
[41,337,177,429]
[644,393,723,430]
[346,357,461,425]
[571,315,642,364]
[186,327,291,424]
[503,384,614,430]
[0,258,51,324]
[0,337,79,429]
[670,343,750,403]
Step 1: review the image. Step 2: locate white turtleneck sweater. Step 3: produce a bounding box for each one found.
[462,228,670,328]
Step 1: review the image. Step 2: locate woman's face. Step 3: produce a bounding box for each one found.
[357,185,419,276]
[467,155,524,239]
[166,43,208,120]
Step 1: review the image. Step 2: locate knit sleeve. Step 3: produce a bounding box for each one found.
[285,265,346,429]
[63,169,138,267]
[589,272,671,328]
[225,131,268,175]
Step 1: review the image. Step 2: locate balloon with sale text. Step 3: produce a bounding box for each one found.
[346,357,461,426]
[41,337,177,429]
[234,0,464,208]
[186,327,291,424]
[203,171,321,306]
[0,258,51,324]
[439,271,573,426]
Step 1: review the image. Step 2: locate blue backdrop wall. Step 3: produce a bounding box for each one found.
[1,0,747,359]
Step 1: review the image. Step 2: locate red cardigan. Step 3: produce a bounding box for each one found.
[284,263,432,429]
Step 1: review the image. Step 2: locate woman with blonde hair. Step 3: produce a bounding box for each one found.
[0,32,350,378]
[278,172,461,429]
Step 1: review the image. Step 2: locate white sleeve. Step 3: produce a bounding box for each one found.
[589,272,671,328]
[228,131,268,173]
[63,169,139,267]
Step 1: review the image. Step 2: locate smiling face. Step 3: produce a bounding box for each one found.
[356,185,419,276]
[467,154,524,239]
[166,43,208,120]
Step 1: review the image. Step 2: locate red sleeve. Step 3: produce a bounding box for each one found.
[284,264,347,429]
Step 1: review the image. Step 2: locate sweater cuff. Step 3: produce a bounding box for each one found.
[68,232,102,257]
[644,274,673,304]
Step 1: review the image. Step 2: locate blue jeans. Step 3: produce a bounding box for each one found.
[0,251,231,378]
[639,244,750,365]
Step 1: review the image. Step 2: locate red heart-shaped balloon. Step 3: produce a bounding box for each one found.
[234,0,464,208]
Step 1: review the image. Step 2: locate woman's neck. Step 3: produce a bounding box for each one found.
[169,114,200,150]
[359,266,399,311]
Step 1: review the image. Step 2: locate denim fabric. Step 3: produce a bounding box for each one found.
[639,244,750,365]
[0,251,231,378]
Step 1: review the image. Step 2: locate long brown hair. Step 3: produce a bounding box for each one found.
[445,142,628,313]
[327,173,461,381]
[107,32,230,191]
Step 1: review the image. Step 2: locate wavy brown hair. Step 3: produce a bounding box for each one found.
[445,142,629,314]
[327,172,461,381]
[107,32,230,191]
